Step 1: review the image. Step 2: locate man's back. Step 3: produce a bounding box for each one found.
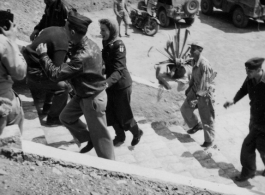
[24,26,69,72]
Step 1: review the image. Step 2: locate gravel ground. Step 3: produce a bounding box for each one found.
[0,152,223,195]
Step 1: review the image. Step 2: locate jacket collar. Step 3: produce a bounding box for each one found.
[260,70,265,83]
[194,55,204,67]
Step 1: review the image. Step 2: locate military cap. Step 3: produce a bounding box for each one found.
[188,41,204,49]
[245,57,265,70]
[67,10,92,34]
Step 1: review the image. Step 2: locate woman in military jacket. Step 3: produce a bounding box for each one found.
[99,18,143,147]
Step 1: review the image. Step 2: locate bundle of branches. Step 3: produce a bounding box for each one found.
[149,25,193,89]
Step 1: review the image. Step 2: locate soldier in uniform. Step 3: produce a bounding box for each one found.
[29,0,73,115]
[224,57,265,181]
[36,11,115,160]
[22,14,71,126]
[181,42,216,148]
[99,18,143,147]
[30,0,70,41]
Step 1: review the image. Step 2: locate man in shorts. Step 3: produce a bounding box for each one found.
[114,0,130,37]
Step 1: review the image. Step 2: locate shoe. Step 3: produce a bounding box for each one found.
[125,33,130,37]
[201,141,213,148]
[80,141,93,153]
[187,122,203,134]
[262,170,265,177]
[46,116,62,126]
[42,103,51,115]
[113,136,125,147]
[131,130,143,146]
[235,174,255,182]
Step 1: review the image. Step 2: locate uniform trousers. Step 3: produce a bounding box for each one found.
[106,86,140,140]
[59,90,115,160]
[240,119,265,177]
[27,77,69,118]
[181,95,215,142]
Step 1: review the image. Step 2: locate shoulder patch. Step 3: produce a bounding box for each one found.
[119,44,125,53]
[113,40,125,53]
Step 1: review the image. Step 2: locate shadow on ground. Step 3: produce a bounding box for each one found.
[150,121,252,188]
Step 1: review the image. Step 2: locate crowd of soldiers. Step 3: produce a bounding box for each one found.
[0,0,264,183]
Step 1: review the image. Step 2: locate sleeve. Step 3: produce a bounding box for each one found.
[34,9,47,31]
[113,1,118,16]
[105,41,126,87]
[197,60,213,95]
[1,38,27,80]
[39,52,82,82]
[233,78,248,104]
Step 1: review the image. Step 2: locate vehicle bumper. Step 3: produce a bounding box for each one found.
[166,8,197,20]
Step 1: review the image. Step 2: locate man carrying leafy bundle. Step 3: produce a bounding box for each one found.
[181,42,216,148]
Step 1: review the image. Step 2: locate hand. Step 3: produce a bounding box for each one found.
[30,29,39,41]
[190,100,198,108]
[0,21,18,42]
[223,101,234,109]
[36,43,47,55]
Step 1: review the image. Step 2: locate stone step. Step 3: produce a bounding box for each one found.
[15,82,46,144]
[15,80,265,193]
[167,125,238,186]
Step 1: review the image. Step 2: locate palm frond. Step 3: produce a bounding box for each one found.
[181,47,190,59]
[147,46,154,57]
[175,25,180,58]
[156,48,171,59]
[179,29,190,58]
[157,59,173,65]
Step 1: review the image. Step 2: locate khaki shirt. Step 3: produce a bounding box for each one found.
[188,55,216,100]
[0,35,27,95]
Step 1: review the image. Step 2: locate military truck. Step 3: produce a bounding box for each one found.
[138,0,200,27]
[201,0,265,28]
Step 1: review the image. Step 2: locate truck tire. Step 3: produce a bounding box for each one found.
[183,0,199,15]
[232,7,249,28]
[144,19,159,36]
[213,0,222,8]
[201,0,213,15]
[158,10,170,27]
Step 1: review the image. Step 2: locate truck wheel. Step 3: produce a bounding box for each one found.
[213,0,222,8]
[144,19,159,36]
[137,1,146,11]
[232,7,249,28]
[184,18,195,25]
[201,0,213,15]
[158,10,170,27]
[183,0,199,15]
